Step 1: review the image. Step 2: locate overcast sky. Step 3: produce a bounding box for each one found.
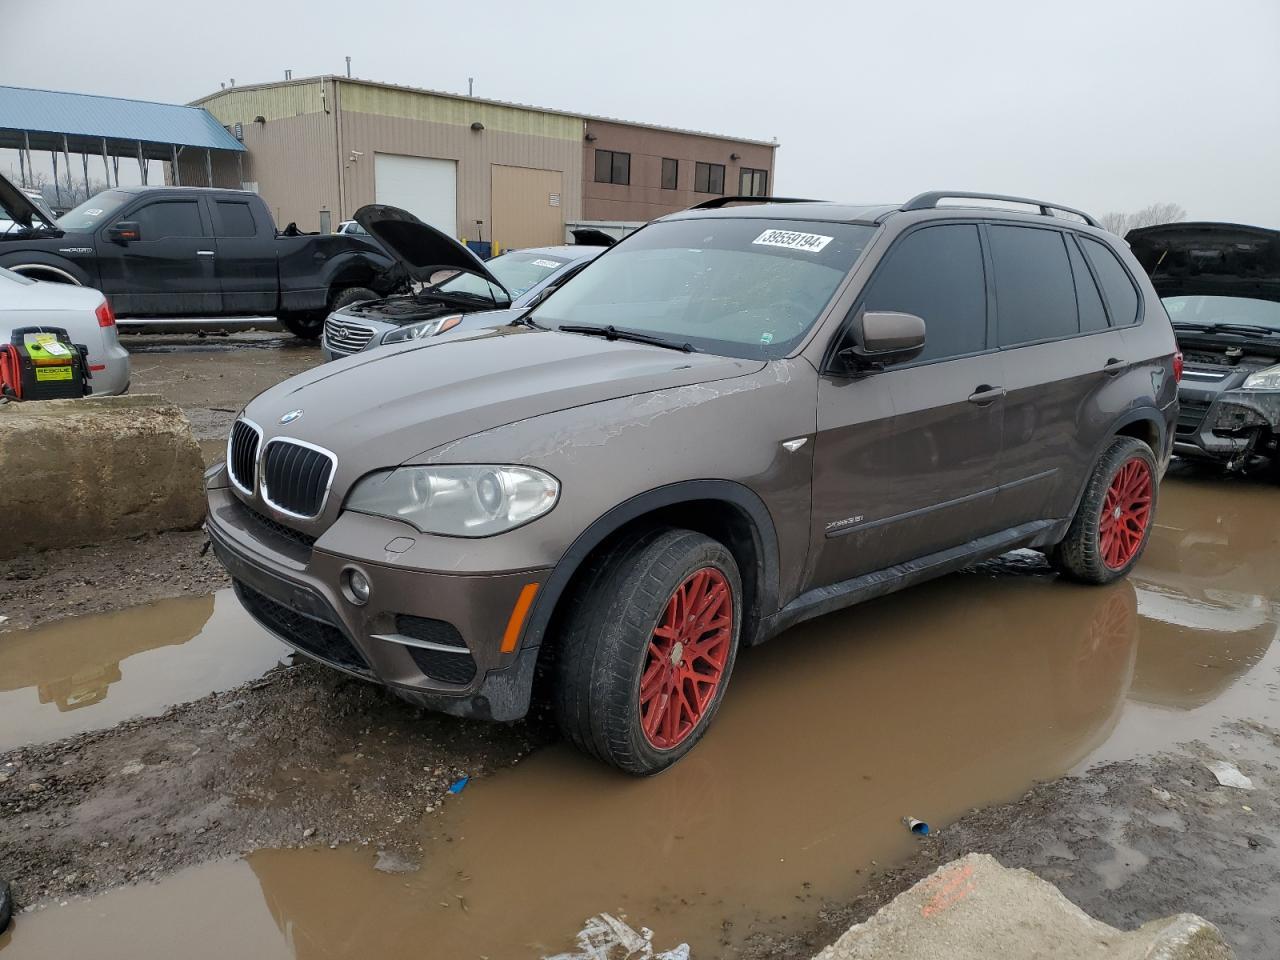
[5,0,1279,225]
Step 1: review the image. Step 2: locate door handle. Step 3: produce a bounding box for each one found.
[196,250,216,258]
[1103,357,1125,376]
[967,385,1006,405]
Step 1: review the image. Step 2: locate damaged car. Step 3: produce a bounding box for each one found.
[208,192,1178,775]
[1128,222,1280,473]
[321,205,610,359]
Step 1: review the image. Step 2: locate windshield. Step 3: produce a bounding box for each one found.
[1164,295,1280,331]
[529,218,878,360]
[437,251,573,301]
[56,190,133,232]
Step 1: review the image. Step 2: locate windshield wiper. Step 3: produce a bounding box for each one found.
[557,324,696,353]
[1174,321,1276,336]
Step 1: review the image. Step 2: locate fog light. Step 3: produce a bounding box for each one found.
[346,569,371,604]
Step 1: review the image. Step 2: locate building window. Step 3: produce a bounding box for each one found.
[594,149,631,185]
[739,167,768,197]
[661,158,679,190]
[694,162,725,195]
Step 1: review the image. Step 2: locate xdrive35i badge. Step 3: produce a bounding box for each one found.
[280,409,304,424]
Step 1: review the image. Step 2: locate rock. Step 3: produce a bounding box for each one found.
[1204,761,1252,790]
[812,854,1233,960]
[25,781,45,793]
[373,850,419,875]
[120,761,145,777]
[0,396,205,559]
[302,827,316,839]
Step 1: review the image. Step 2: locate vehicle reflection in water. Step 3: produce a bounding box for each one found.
[3,474,1277,959]
[0,590,289,752]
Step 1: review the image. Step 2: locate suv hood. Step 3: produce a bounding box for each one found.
[353,204,510,300]
[245,324,763,483]
[1127,222,1280,303]
[0,171,58,232]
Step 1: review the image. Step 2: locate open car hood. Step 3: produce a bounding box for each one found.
[353,204,510,300]
[0,171,58,232]
[1127,222,1280,303]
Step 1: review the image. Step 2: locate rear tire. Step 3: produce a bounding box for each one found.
[554,528,742,775]
[278,286,377,340]
[1050,436,1158,584]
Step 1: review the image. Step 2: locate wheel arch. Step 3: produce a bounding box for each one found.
[1065,407,1166,525]
[3,258,88,285]
[521,480,782,654]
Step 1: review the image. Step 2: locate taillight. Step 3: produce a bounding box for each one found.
[1173,350,1183,383]
[96,300,116,328]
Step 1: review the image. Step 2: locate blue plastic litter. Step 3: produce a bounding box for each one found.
[448,776,470,795]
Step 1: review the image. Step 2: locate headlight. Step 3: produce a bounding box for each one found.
[1241,364,1280,391]
[345,465,559,537]
[382,314,463,344]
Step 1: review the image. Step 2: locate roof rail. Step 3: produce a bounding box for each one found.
[900,191,1100,228]
[687,195,818,211]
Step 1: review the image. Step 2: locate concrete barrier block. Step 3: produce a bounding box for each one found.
[0,395,206,559]
[815,854,1233,960]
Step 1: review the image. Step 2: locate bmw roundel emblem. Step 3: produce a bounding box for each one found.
[280,409,304,425]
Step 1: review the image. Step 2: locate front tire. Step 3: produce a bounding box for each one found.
[1050,436,1158,584]
[554,528,742,775]
[278,286,378,340]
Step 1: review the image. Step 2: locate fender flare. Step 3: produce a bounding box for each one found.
[1065,406,1168,522]
[519,479,782,650]
[320,249,396,294]
[0,254,90,286]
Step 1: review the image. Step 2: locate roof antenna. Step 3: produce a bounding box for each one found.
[468,77,474,97]
[345,56,352,78]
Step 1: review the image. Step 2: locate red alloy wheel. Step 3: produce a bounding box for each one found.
[639,567,733,750]
[1098,457,1153,569]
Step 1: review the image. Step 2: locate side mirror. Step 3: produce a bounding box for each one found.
[107,221,140,243]
[838,310,926,371]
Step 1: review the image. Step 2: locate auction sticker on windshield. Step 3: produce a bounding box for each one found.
[752,229,833,253]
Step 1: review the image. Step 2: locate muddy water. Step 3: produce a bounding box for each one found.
[0,590,289,752]
[4,474,1277,958]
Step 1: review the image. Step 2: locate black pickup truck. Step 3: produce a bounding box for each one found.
[0,176,402,338]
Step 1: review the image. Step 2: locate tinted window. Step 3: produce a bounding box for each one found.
[661,158,678,190]
[133,200,203,239]
[860,224,987,363]
[215,201,256,238]
[594,150,630,185]
[990,226,1078,345]
[1081,237,1140,326]
[694,162,725,195]
[1066,237,1108,332]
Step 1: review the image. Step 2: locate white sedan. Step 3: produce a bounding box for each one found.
[0,266,129,395]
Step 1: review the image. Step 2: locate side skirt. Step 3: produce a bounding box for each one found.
[756,518,1067,644]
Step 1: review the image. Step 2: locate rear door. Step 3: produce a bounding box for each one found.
[809,222,1005,587]
[211,197,277,315]
[95,196,218,316]
[990,224,1134,524]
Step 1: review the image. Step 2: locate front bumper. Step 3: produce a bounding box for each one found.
[1173,387,1280,466]
[205,480,549,721]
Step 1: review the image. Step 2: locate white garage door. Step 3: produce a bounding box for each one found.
[374,154,458,236]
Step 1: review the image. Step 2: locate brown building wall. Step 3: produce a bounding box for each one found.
[581,119,776,223]
[335,109,582,245]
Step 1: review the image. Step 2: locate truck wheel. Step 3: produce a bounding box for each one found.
[277,311,325,339]
[330,286,378,313]
[554,528,742,775]
[1050,436,1158,584]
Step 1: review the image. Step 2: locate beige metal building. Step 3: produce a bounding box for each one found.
[189,77,776,249]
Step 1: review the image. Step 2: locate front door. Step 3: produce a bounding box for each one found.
[96,196,219,316]
[809,223,1005,588]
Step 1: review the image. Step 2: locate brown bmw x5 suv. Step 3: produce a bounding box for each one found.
[206,191,1179,774]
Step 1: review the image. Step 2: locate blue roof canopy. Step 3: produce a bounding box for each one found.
[0,85,245,158]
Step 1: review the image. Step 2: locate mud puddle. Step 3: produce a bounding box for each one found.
[4,475,1277,958]
[0,590,288,752]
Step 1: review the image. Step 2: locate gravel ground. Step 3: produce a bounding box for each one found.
[740,725,1280,960]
